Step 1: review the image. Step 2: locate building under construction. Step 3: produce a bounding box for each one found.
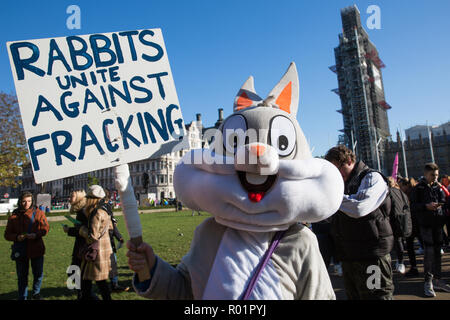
[331,5,391,172]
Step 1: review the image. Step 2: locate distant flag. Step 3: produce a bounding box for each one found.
[392,152,399,180]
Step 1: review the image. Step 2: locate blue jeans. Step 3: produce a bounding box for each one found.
[15,256,44,300]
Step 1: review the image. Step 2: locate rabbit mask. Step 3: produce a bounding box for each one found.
[174,63,344,232]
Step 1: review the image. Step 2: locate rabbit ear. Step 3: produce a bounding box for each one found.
[234,76,262,112]
[267,62,299,116]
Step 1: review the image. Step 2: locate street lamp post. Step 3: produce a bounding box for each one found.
[350,129,358,155]
[426,122,435,163]
[376,137,382,171]
[399,127,408,178]
[373,128,382,172]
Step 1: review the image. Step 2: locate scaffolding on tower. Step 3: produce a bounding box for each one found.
[331,88,340,95]
[378,100,392,110]
[365,49,386,69]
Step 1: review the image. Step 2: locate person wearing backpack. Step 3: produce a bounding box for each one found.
[387,177,412,275]
[4,191,49,300]
[410,163,450,297]
[325,145,394,300]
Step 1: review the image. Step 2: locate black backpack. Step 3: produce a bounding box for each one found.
[388,187,412,238]
[357,168,412,238]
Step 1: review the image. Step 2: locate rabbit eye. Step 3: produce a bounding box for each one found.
[278,135,289,151]
[222,115,247,155]
[270,116,296,157]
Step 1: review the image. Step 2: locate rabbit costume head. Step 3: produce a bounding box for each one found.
[174,63,344,232]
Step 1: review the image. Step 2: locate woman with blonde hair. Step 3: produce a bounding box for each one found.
[398,177,417,199]
[63,190,87,266]
[78,185,113,300]
[63,189,89,299]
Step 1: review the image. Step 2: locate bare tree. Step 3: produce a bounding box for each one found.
[0,92,27,187]
[87,173,99,187]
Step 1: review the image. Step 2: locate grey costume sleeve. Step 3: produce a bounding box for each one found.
[132,256,193,300]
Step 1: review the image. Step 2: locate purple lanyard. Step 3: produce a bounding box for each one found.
[241,230,286,300]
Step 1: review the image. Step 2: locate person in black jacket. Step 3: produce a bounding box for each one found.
[325,145,394,300]
[387,176,409,275]
[311,217,342,275]
[98,189,127,292]
[64,191,87,266]
[410,163,450,297]
[398,177,422,277]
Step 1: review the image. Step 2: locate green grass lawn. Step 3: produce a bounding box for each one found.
[0,210,210,300]
[0,205,177,221]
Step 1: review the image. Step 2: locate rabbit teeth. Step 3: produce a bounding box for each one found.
[236,171,277,197]
[245,173,268,185]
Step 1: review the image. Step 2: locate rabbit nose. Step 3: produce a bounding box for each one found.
[250,144,266,157]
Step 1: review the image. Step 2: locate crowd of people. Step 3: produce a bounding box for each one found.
[3,145,450,300]
[4,185,127,300]
[313,145,450,299]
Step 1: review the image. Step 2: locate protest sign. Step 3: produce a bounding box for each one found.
[7,28,185,183]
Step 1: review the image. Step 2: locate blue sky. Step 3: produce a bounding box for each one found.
[1,0,449,157]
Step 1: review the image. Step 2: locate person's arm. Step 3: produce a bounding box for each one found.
[438,187,447,203]
[35,210,49,238]
[113,223,123,242]
[339,172,388,219]
[84,211,106,244]
[4,215,19,242]
[439,184,450,198]
[67,225,80,237]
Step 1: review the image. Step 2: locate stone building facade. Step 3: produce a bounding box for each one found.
[384,122,450,179]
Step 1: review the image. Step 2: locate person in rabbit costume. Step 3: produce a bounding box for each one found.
[125,63,344,300]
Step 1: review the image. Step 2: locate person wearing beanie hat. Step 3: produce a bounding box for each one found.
[78,185,113,300]
[86,185,106,199]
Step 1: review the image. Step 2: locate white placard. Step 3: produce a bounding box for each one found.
[7,28,185,183]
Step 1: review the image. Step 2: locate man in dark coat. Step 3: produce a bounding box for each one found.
[410,163,450,297]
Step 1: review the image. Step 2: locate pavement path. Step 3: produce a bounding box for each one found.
[329,250,450,300]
